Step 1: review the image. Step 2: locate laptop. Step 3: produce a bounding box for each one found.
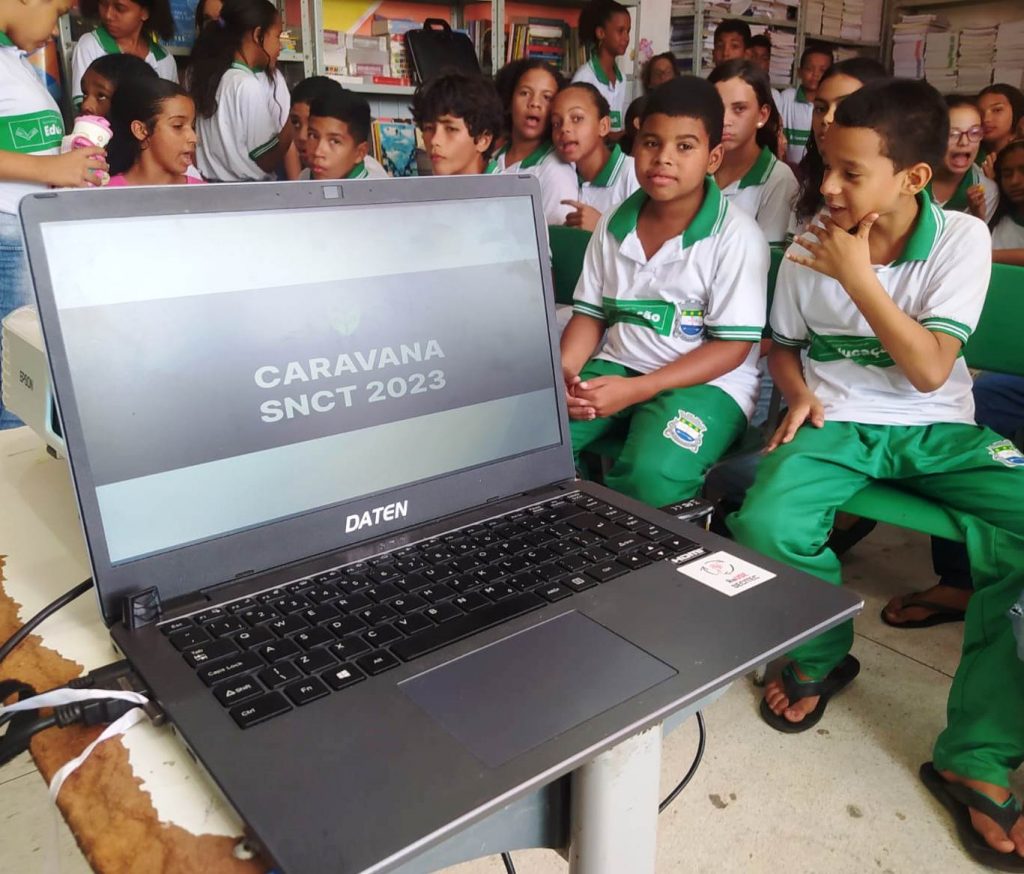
[20,175,861,873]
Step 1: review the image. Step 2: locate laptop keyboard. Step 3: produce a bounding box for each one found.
[159,493,701,729]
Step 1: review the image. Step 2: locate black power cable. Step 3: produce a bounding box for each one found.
[0,578,94,666]
[499,712,707,872]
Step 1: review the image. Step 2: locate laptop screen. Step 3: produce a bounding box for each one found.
[39,194,562,565]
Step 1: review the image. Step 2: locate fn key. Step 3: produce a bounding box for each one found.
[230,691,291,728]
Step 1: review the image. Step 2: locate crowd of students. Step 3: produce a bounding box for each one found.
[1,0,1024,864]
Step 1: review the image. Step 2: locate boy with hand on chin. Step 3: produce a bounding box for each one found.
[729,78,1024,870]
[561,76,768,507]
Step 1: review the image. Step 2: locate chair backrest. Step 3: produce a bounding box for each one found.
[548,225,593,306]
[964,263,1024,376]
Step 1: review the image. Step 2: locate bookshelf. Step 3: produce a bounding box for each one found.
[671,0,886,90]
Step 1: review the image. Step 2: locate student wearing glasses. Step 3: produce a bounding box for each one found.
[929,95,999,222]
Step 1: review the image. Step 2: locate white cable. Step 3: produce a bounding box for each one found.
[48,707,148,801]
[0,687,151,802]
[0,687,147,715]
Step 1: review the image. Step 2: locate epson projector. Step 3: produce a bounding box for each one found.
[1,305,65,457]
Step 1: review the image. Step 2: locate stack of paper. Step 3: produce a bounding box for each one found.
[670,12,696,66]
[670,0,696,13]
[860,0,883,44]
[994,18,1024,90]
[891,14,948,79]
[957,25,997,91]
[841,0,863,41]
[750,0,798,19]
[924,30,958,93]
[770,28,797,84]
[805,0,823,35]
[820,0,843,38]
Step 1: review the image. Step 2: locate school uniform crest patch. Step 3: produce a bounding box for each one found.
[664,410,707,452]
[987,439,1024,469]
[676,299,705,342]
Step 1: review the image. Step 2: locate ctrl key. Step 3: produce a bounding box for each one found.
[230,691,291,728]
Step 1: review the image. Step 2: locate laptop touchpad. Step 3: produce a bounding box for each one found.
[399,611,677,768]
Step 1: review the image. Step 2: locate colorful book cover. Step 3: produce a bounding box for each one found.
[374,119,418,178]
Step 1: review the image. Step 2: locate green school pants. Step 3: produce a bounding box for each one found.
[727,421,1024,786]
[569,359,747,507]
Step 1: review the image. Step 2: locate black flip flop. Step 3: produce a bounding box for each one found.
[920,762,1024,871]
[758,654,861,734]
[880,595,966,629]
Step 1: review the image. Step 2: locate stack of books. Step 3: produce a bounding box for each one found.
[957,25,997,92]
[323,30,411,86]
[819,0,843,39]
[860,0,883,44]
[994,18,1024,89]
[669,11,696,70]
[924,30,959,93]
[805,0,824,35]
[891,14,947,80]
[506,18,569,71]
[768,28,796,84]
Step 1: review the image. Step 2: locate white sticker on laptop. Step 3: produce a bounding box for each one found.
[676,551,775,597]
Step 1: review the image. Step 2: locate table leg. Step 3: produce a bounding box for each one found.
[567,723,663,874]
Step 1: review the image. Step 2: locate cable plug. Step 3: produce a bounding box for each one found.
[53,697,141,728]
[67,660,133,691]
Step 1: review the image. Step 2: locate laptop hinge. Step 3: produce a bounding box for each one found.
[122,586,162,630]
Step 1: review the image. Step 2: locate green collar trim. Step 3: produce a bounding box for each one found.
[231,60,257,73]
[975,146,989,167]
[928,166,980,213]
[345,162,368,179]
[582,143,624,188]
[607,177,728,248]
[490,141,552,170]
[893,189,945,265]
[94,25,166,59]
[484,158,500,174]
[589,54,622,87]
[795,85,810,103]
[1011,212,1024,228]
[738,146,776,189]
[521,141,554,169]
[0,32,14,48]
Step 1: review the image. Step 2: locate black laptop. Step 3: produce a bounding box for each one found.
[20,175,861,873]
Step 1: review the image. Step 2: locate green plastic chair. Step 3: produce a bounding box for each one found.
[548,225,593,306]
[837,262,1024,541]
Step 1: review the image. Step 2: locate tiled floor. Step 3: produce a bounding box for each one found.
[2,524,1019,873]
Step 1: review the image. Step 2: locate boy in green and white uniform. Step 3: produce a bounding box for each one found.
[729,79,1024,868]
[1,0,107,428]
[778,46,831,166]
[562,77,767,507]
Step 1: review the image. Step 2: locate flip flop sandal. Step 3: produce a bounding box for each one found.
[920,762,1024,872]
[758,654,860,734]
[880,595,966,629]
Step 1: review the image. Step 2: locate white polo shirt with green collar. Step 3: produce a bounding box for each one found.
[571,56,629,133]
[718,146,799,244]
[0,32,64,215]
[992,213,1024,250]
[489,141,577,224]
[771,192,992,426]
[344,161,388,179]
[70,26,178,107]
[195,61,280,182]
[778,85,812,165]
[573,179,769,419]
[929,165,999,224]
[576,143,640,216]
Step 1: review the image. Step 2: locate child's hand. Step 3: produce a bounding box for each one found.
[966,184,987,219]
[562,200,602,232]
[981,152,996,180]
[790,212,879,289]
[765,393,825,452]
[49,147,108,188]
[575,374,641,418]
[564,369,596,420]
